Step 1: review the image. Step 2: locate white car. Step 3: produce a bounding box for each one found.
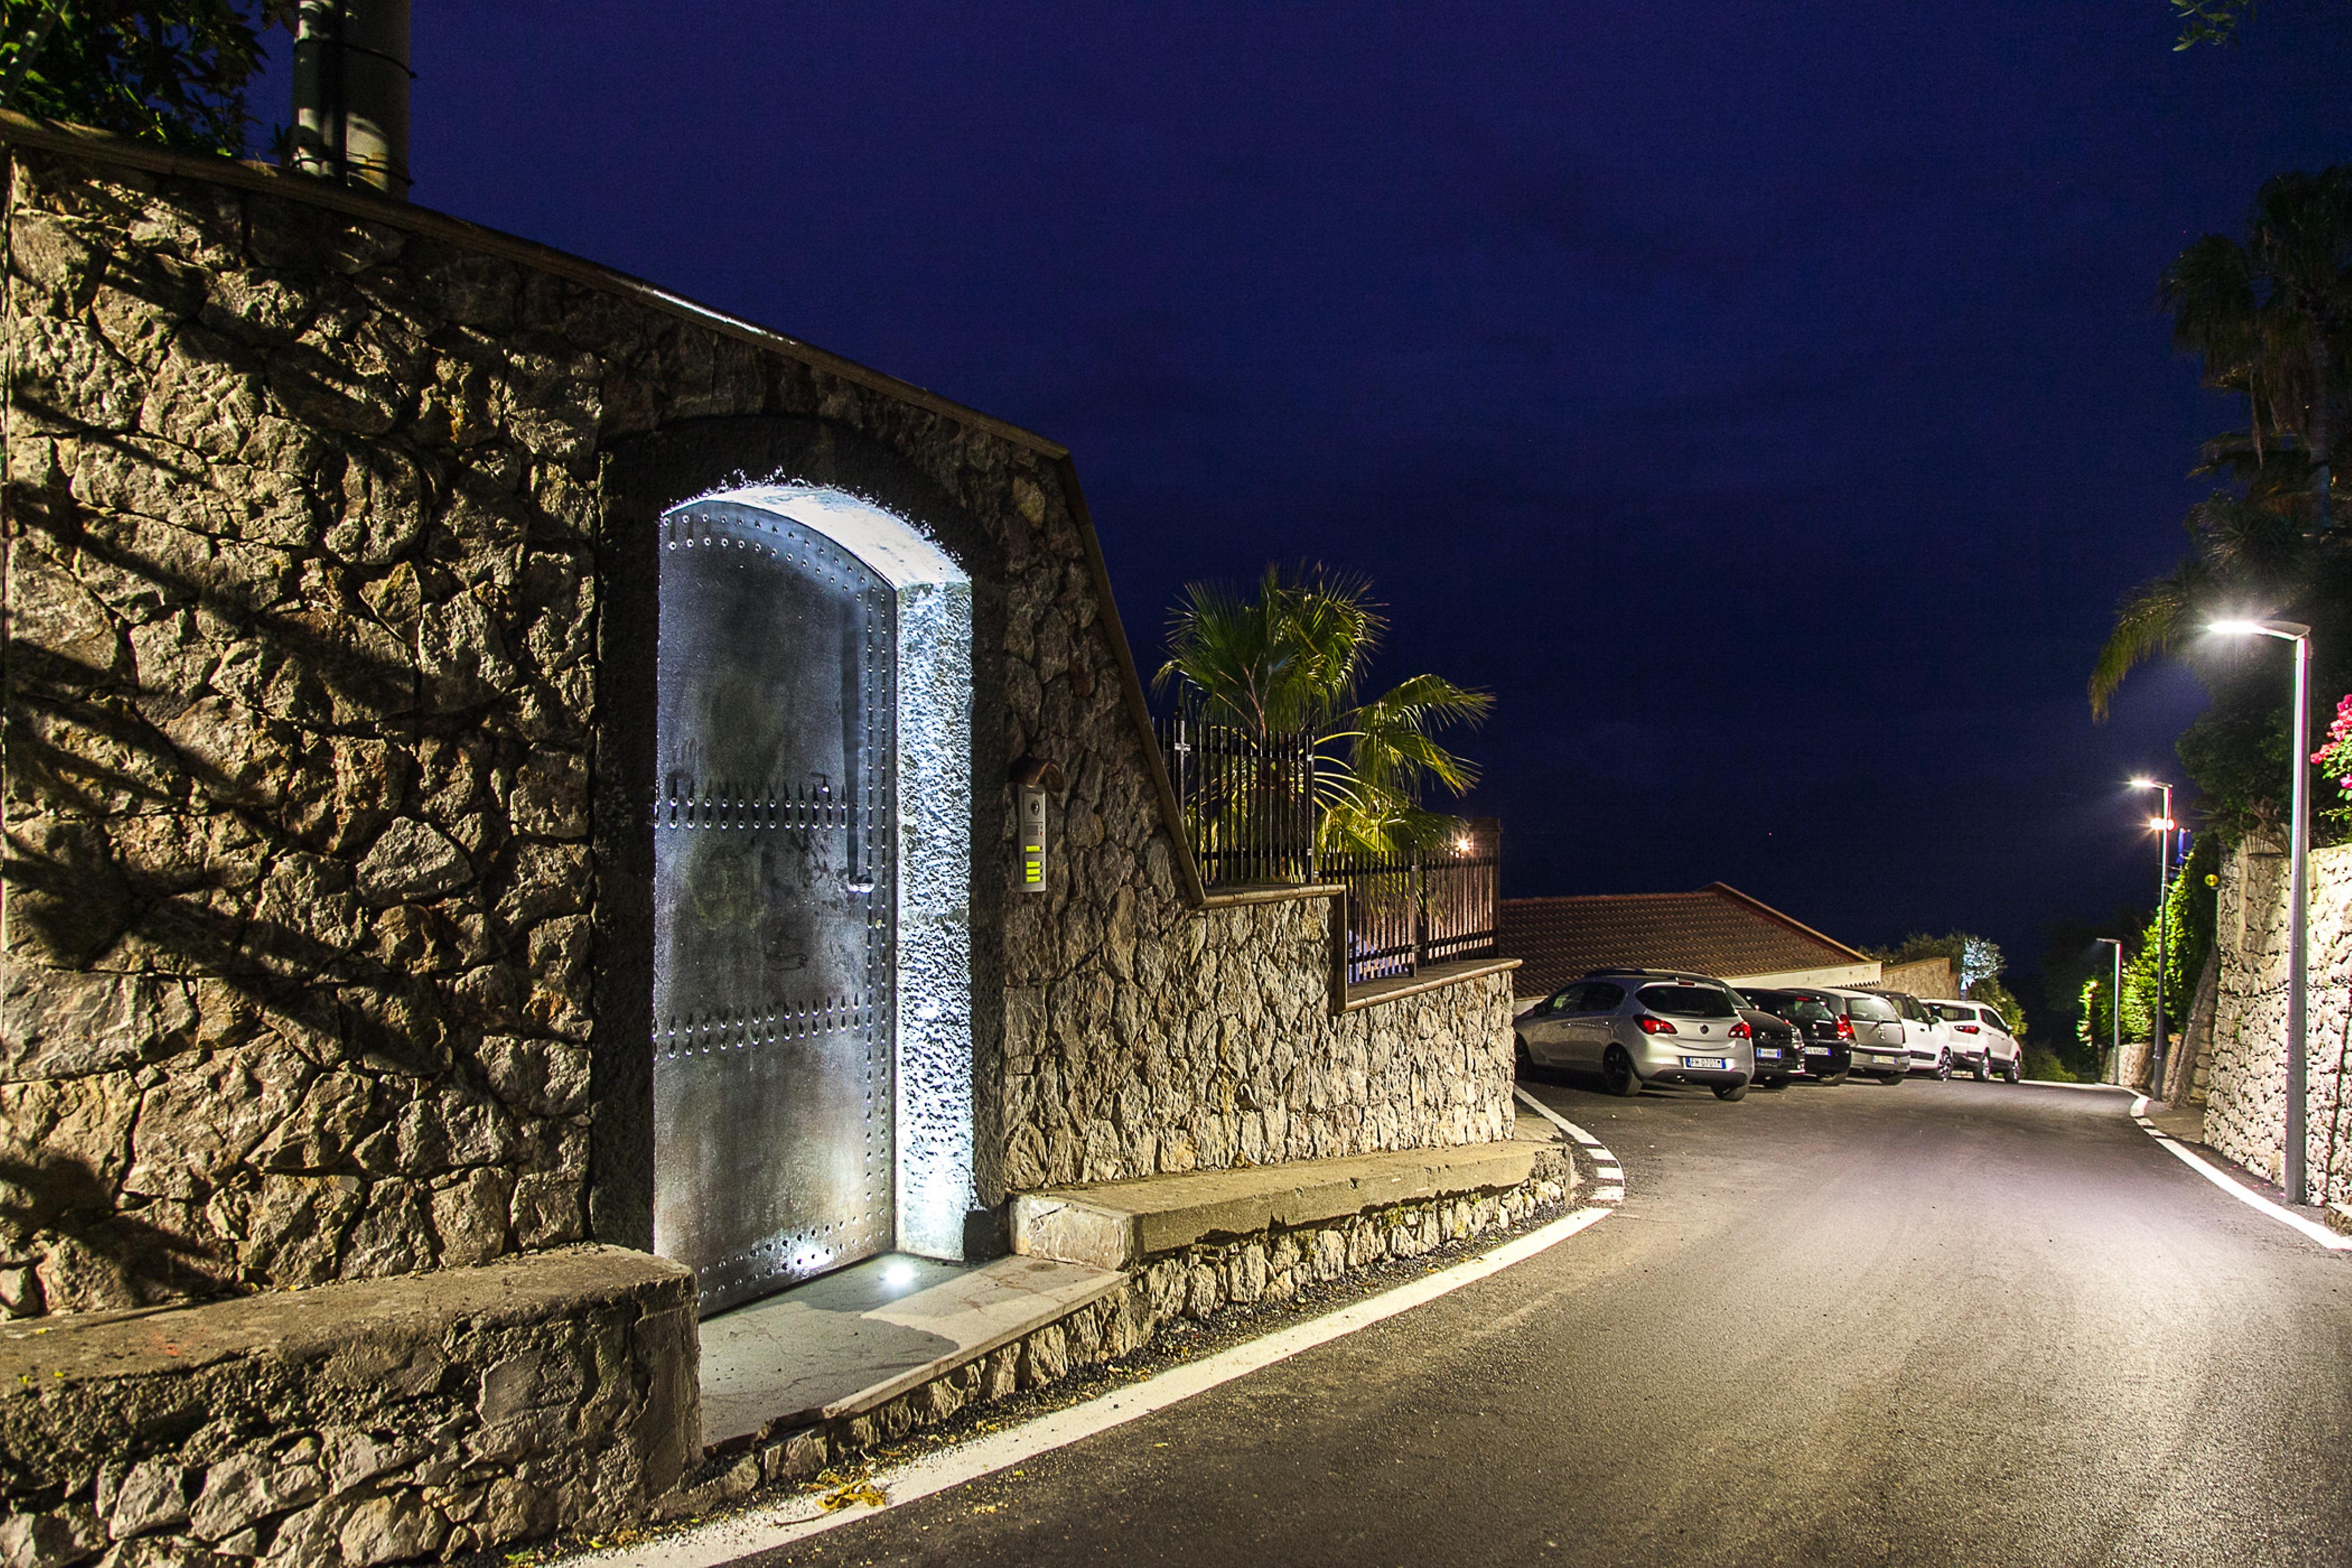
[1867,989,1961,1079]
[1923,999,2022,1082]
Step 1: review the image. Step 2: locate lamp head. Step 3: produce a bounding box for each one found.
[2209,617,2311,641]
[2129,777,2155,790]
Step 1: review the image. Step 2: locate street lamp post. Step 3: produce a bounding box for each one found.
[2129,778,2175,1095]
[2095,936,2123,1086]
[2210,618,2313,1205]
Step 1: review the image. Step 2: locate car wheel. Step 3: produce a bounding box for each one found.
[1820,1065,1850,1086]
[1602,1046,1642,1098]
[1877,1071,1905,1085]
[1515,1034,1534,1076]
[2005,1057,2022,1084]
[1714,1080,1748,1102]
[1971,1055,1988,1082]
[1935,1050,1952,1082]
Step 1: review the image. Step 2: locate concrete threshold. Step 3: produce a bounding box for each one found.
[1009,1135,1562,1271]
[697,1251,1123,1447]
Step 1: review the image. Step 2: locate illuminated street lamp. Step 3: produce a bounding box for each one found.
[2209,618,2313,1204]
[2127,777,2175,1094]
[2094,936,2123,1086]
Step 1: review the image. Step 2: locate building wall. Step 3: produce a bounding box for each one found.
[0,131,1516,1320]
[2203,836,2352,1202]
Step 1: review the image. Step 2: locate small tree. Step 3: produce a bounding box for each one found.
[1157,565,1493,855]
[0,0,293,158]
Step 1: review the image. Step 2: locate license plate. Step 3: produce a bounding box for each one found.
[1804,1046,1830,1056]
[1681,1056,1729,1070]
[1757,1048,1782,1059]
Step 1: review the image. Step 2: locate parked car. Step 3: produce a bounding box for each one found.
[1862,989,1957,1080]
[1514,969,1756,1100]
[1728,990,1799,1087]
[1738,987,1854,1084]
[1825,989,1914,1083]
[1923,998,2023,1082]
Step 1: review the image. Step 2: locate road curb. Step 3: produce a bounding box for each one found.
[2123,1095,2352,1253]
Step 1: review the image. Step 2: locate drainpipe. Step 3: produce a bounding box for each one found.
[290,0,413,199]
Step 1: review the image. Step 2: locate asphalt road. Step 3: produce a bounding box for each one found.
[739,1075,2352,1568]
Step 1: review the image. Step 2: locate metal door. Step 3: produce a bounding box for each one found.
[652,499,896,1316]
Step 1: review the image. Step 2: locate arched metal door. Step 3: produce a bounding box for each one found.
[652,499,896,1315]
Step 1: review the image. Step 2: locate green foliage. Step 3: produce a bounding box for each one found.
[2023,1043,2078,1082]
[2075,835,2217,1056]
[0,0,292,158]
[2169,0,2256,49]
[2168,0,2352,48]
[1157,565,1493,856]
[2094,167,2352,842]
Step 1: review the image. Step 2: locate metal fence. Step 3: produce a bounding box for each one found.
[1325,843,1501,986]
[1152,699,1318,887]
[1152,696,1499,986]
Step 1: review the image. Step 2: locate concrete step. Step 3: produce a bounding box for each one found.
[1009,1135,1565,1271]
[696,1250,1123,1446]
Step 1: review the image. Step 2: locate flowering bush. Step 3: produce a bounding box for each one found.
[2313,694,2352,806]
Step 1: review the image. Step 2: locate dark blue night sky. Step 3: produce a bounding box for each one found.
[291,3,2352,976]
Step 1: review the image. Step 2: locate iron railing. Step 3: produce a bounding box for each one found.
[1153,696,1500,986]
[1325,842,1501,986]
[1153,699,1318,887]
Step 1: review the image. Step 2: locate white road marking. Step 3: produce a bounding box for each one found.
[2025,1079,2138,1093]
[2120,1102,2352,1252]
[591,1102,1628,1568]
[1511,1086,1626,1210]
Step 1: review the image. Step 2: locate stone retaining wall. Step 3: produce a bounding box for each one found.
[2203,837,2352,1202]
[1000,896,1517,1193]
[0,1246,695,1566]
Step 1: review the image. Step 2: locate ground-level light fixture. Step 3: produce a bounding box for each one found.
[2208,618,2313,1203]
[2128,777,2176,1097]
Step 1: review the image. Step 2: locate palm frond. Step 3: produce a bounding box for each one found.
[2089,562,2202,720]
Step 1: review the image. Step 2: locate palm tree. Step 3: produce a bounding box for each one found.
[2092,171,2352,837]
[1156,565,1493,856]
[2160,167,2352,534]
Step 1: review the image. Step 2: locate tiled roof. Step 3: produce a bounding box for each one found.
[1498,883,1872,998]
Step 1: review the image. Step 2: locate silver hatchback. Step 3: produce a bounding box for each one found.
[1516,969,1756,1101]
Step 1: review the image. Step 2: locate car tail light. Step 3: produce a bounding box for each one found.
[1956,1023,1980,1033]
[1835,1015,1855,1042]
[1729,1019,1752,1038]
[1638,1017,1679,1035]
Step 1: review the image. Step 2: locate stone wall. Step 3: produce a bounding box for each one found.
[0,1246,695,1566]
[0,123,1519,1329]
[1,144,612,1317]
[1001,891,1516,1190]
[2203,836,2352,1202]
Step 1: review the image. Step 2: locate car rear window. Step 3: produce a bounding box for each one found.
[1637,983,1736,1019]
[1845,994,1899,1022]
[1930,1003,1977,1024]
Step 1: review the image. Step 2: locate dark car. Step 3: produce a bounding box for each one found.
[1740,986,1868,1086]
[1729,990,1800,1087]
